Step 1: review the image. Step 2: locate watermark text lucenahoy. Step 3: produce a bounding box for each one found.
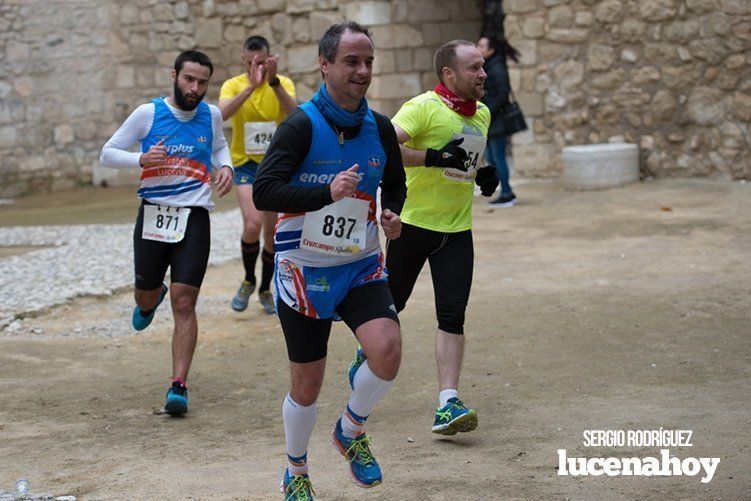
[558,429,720,484]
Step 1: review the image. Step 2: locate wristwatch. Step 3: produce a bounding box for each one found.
[269,76,280,87]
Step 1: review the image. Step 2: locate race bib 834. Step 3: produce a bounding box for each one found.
[443,132,487,183]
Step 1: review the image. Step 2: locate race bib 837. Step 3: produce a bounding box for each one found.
[300,197,370,256]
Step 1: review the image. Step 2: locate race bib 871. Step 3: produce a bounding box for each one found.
[142,204,191,243]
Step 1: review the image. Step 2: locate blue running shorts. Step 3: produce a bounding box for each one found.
[275,252,388,320]
[232,159,259,185]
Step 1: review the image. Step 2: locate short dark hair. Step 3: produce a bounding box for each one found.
[318,21,372,62]
[174,50,214,77]
[243,35,270,52]
[433,40,475,82]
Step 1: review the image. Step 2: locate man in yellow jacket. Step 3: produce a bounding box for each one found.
[219,35,297,314]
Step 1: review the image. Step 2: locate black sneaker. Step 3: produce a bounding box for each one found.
[489,192,516,207]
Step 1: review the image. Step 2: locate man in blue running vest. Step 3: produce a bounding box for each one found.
[253,21,406,500]
[100,51,233,416]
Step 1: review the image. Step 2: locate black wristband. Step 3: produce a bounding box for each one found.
[269,76,280,87]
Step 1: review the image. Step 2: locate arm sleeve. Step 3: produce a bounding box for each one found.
[374,112,407,215]
[209,105,233,171]
[99,103,153,169]
[252,109,333,213]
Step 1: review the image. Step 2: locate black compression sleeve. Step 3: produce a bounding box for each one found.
[373,111,407,215]
[252,108,334,213]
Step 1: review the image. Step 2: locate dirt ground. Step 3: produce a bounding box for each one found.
[1,179,749,500]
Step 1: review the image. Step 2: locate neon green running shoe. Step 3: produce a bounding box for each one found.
[431,397,478,435]
[280,469,315,500]
[332,418,382,488]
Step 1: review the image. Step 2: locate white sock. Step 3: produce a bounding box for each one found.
[282,393,316,475]
[439,389,459,408]
[341,360,394,439]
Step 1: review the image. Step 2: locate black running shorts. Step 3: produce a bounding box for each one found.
[133,201,210,290]
[278,281,399,363]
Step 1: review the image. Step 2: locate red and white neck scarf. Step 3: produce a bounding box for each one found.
[434,82,477,117]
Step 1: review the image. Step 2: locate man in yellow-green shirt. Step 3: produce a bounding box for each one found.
[219,36,297,315]
[383,40,499,435]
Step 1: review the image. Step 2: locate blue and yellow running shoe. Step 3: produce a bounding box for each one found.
[132,282,168,331]
[347,345,366,390]
[231,279,255,312]
[259,290,276,315]
[280,469,315,501]
[431,397,478,435]
[164,381,188,415]
[332,418,382,488]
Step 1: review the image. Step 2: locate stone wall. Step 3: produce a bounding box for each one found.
[3,0,748,198]
[0,0,114,196]
[504,0,751,179]
[0,0,481,197]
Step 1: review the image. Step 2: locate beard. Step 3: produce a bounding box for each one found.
[458,79,483,100]
[173,82,205,111]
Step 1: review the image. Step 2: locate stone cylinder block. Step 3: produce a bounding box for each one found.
[562,143,639,189]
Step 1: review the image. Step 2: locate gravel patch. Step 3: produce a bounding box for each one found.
[0,209,242,335]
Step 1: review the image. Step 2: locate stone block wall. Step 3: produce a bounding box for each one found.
[504,0,751,179]
[0,0,116,196]
[0,0,481,197]
[3,0,747,198]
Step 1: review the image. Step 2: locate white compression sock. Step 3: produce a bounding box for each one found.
[340,360,394,439]
[282,393,317,475]
[439,389,459,408]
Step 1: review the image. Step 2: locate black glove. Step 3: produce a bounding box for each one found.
[475,165,500,197]
[425,138,469,171]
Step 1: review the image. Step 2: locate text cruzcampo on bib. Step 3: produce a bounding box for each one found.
[301,197,370,256]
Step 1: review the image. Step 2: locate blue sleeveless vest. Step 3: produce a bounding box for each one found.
[274,101,387,266]
[138,98,214,208]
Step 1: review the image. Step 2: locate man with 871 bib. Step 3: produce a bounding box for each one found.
[100,50,233,415]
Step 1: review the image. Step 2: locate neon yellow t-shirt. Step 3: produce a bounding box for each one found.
[392,91,490,233]
[219,73,296,166]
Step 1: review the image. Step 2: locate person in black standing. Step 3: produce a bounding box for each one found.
[478,35,520,207]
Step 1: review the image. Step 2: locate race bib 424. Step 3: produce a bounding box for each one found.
[244,121,277,155]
